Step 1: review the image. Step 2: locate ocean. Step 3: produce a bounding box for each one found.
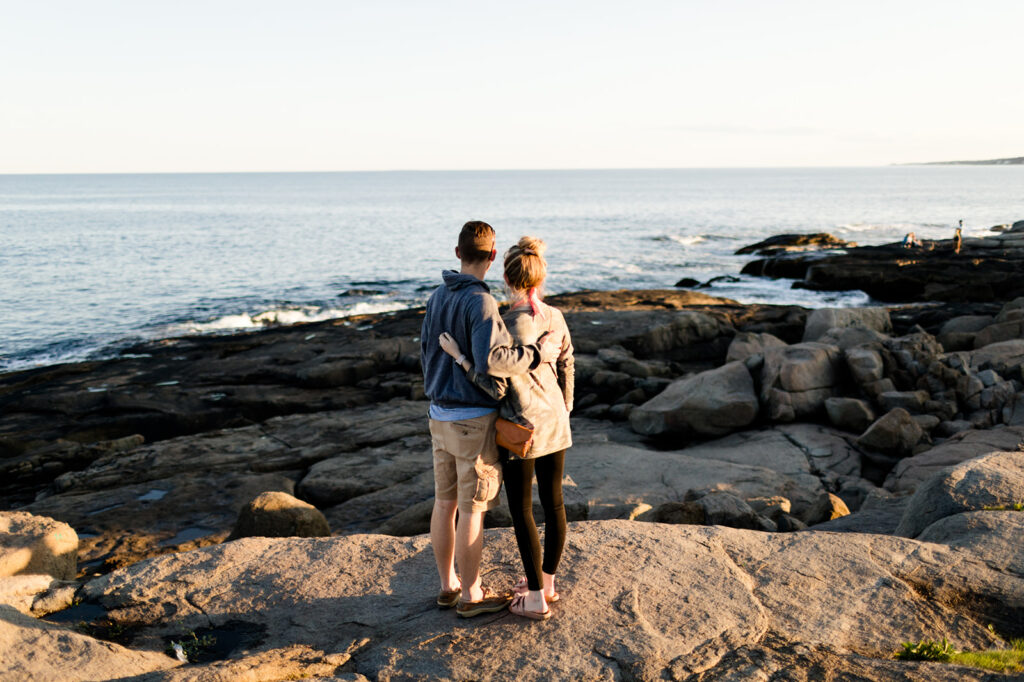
[3,167,1023,372]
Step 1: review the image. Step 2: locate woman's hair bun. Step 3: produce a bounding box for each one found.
[517,235,547,258]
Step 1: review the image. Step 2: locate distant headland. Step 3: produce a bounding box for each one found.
[907,155,1024,165]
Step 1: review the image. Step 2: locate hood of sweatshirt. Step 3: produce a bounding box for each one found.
[442,269,491,292]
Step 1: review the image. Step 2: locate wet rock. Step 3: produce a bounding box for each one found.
[895,450,1024,538]
[229,491,330,540]
[742,237,1024,303]
[734,233,853,255]
[630,361,758,437]
[0,512,78,581]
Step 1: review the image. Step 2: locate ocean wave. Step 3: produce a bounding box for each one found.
[651,234,706,246]
[170,302,411,334]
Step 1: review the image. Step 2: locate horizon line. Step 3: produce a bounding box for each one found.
[0,162,984,177]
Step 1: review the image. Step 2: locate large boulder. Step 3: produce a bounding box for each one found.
[630,361,758,437]
[885,426,1024,494]
[802,308,892,343]
[563,437,825,519]
[917,511,1024,576]
[856,408,923,458]
[229,492,330,540]
[938,315,994,352]
[895,450,1024,538]
[969,339,1024,381]
[0,512,78,581]
[760,342,842,421]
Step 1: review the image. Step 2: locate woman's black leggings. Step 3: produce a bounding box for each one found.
[501,448,567,592]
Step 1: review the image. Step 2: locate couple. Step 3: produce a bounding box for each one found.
[420,220,574,621]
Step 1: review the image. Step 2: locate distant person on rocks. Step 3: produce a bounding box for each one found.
[439,235,575,621]
[954,220,963,255]
[421,220,559,618]
[902,231,923,248]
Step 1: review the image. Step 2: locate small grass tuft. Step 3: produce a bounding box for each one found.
[982,502,1024,511]
[897,639,1024,673]
[897,638,956,662]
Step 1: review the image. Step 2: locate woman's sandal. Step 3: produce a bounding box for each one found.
[509,593,551,621]
[512,576,560,603]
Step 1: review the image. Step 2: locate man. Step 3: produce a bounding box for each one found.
[420,220,558,617]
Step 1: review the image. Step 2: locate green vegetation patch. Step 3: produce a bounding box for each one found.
[897,639,1024,673]
[981,502,1024,512]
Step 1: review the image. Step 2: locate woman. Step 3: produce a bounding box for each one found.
[438,235,574,620]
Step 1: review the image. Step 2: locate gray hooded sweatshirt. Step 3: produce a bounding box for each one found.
[421,270,542,410]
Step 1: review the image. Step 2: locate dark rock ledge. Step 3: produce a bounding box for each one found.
[739,219,1024,303]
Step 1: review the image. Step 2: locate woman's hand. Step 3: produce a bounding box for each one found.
[439,332,463,359]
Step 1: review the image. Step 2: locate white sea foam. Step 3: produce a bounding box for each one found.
[652,234,706,246]
[173,302,410,335]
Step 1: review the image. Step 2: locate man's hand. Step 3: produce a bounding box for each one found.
[538,331,561,364]
[439,332,463,360]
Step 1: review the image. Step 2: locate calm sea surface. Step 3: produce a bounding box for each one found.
[3,167,1023,371]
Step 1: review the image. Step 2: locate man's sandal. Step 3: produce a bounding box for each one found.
[512,576,560,603]
[509,593,551,621]
[456,586,513,618]
[437,587,461,609]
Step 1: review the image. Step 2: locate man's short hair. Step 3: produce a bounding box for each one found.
[458,221,495,264]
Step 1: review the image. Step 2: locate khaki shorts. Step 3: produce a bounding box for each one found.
[429,413,502,514]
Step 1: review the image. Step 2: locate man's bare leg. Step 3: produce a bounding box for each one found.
[455,509,486,601]
[430,499,460,592]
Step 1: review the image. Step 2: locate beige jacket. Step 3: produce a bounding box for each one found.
[468,303,574,458]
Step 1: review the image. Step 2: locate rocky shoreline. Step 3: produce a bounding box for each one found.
[4,267,1024,679]
[736,219,1024,303]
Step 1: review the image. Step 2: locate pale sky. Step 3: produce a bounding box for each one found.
[2,0,1022,173]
